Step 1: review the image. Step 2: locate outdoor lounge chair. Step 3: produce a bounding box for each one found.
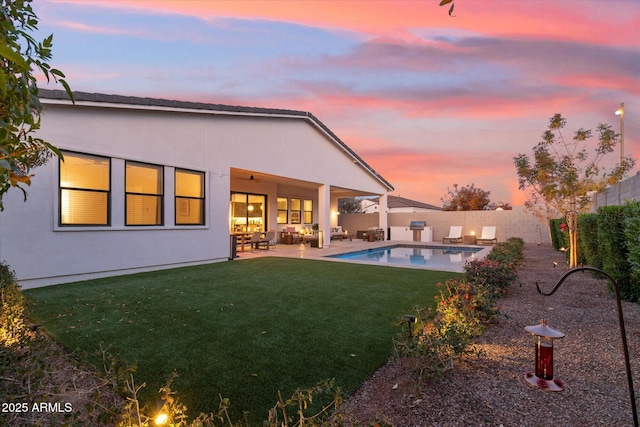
[247,232,262,251]
[257,230,277,250]
[443,226,463,244]
[476,226,497,245]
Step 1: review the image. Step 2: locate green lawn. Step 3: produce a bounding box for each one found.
[25,258,457,423]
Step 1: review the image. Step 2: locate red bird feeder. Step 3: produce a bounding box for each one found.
[524,319,565,392]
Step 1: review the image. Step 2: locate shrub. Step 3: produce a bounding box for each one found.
[395,239,522,380]
[485,237,524,268]
[578,213,601,269]
[597,205,635,300]
[623,201,640,297]
[464,259,518,295]
[549,218,568,251]
[0,262,33,346]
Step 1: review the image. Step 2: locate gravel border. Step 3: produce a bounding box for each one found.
[341,243,640,426]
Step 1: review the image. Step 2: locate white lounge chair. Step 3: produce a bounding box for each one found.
[443,226,463,244]
[477,226,497,245]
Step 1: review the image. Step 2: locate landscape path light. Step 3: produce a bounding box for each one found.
[529,267,637,427]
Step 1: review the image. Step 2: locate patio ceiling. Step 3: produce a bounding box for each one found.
[230,168,380,198]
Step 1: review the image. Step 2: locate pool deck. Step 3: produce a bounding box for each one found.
[233,238,493,272]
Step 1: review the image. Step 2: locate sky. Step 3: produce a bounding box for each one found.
[33,0,640,206]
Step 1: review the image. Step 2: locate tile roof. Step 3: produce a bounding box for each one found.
[388,195,442,210]
[38,89,394,192]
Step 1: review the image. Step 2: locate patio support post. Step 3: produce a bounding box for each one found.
[378,193,388,240]
[318,184,331,248]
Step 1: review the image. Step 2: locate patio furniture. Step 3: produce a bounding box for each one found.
[476,226,497,245]
[374,228,384,241]
[463,234,477,245]
[257,230,277,250]
[246,232,262,251]
[443,226,463,244]
[330,226,344,240]
[281,227,301,244]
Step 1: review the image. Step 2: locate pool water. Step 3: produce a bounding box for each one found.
[326,245,482,272]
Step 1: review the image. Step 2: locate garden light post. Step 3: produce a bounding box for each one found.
[615,102,625,175]
[530,267,637,427]
[524,319,565,391]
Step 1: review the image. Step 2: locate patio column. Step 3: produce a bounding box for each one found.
[378,193,388,240]
[318,184,331,248]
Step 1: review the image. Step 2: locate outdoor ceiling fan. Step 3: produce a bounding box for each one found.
[235,174,262,182]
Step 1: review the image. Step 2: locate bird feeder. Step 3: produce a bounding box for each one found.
[524,319,565,392]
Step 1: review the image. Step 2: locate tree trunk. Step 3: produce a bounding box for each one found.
[569,228,578,268]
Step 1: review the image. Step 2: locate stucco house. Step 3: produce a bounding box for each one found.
[0,90,393,288]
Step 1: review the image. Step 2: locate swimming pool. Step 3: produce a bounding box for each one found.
[326,244,483,272]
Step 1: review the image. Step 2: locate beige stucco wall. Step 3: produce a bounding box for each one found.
[340,206,550,244]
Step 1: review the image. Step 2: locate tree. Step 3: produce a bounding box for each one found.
[441,183,491,211]
[514,113,635,267]
[338,197,364,213]
[0,0,72,211]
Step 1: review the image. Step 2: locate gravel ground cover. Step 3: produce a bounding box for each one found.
[341,243,640,426]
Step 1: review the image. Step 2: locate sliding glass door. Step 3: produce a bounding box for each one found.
[230,192,266,233]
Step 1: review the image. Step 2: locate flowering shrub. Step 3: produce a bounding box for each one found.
[464,259,517,295]
[395,237,523,380]
[434,278,500,342]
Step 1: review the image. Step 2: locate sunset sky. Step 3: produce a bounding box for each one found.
[34,0,640,206]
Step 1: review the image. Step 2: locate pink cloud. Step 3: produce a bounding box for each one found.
[64,0,640,47]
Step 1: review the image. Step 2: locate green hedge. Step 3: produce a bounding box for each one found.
[549,218,569,251]
[623,201,640,287]
[597,205,636,301]
[578,213,601,269]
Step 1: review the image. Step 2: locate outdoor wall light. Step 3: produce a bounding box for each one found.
[524,319,565,391]
[528,267,638,426]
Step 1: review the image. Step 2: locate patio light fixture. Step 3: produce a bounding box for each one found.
[527,267,638,427]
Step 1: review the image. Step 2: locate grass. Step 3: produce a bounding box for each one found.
[24,258,457,423]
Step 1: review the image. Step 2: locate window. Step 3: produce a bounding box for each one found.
[175,169,205,225]
[290,198,301,224]
[59,152,110,226]
[303,199,313,224]
[277,197,288,224]
[126,161,163,225]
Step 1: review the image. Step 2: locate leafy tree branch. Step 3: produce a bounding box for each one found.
[1,0,72,210]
